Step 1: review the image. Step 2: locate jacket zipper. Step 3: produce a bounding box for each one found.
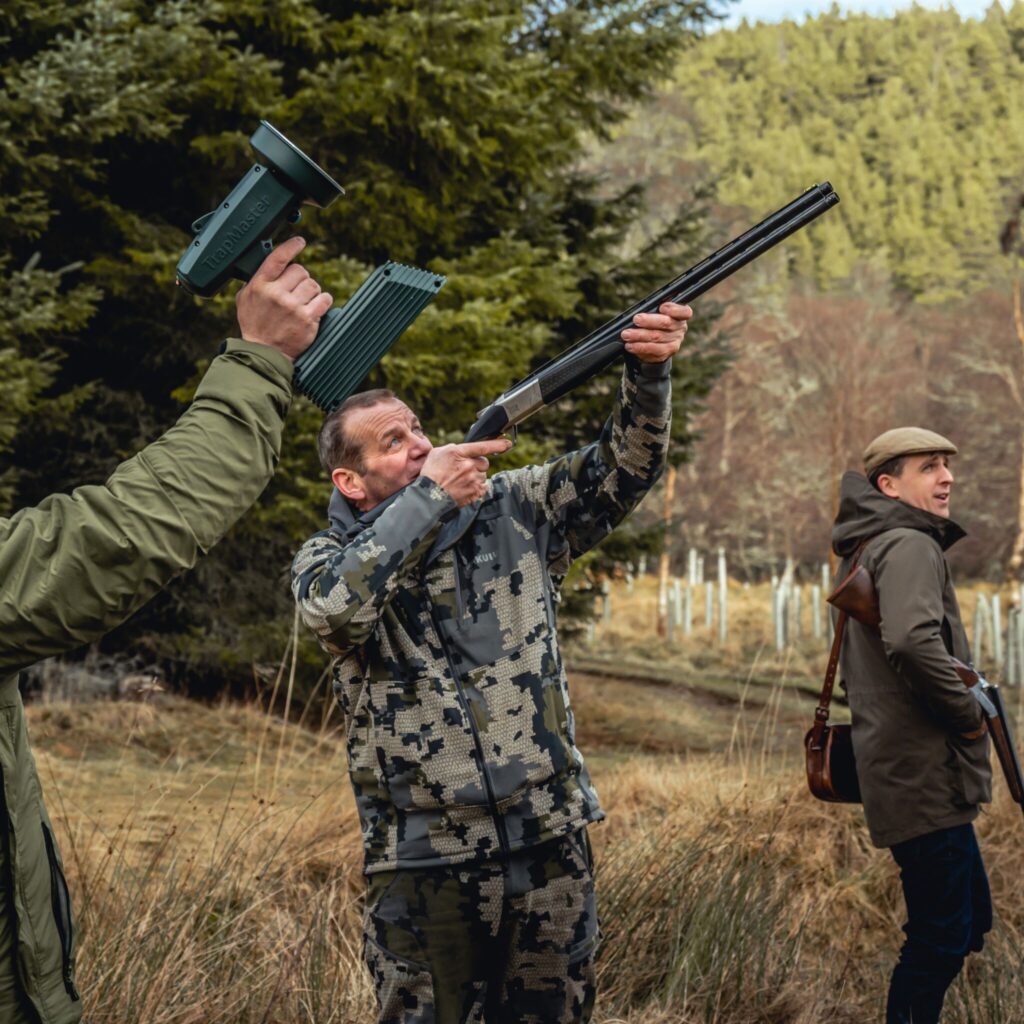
[427,601,511,860]
[41,822,79,1000]
[0,765,20,996]
[0,767,80,1002]
[453,549,467,620]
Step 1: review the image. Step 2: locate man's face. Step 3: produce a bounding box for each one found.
[333,399,432,511]
[878,452,955,518]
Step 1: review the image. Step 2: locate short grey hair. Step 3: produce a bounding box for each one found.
[317,389,396,473]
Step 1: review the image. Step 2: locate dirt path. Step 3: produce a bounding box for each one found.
[567,663,817,759]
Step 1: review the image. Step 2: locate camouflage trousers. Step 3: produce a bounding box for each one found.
[362,829,599,1024]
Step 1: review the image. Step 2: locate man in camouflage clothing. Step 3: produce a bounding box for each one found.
[292,301,691,1024]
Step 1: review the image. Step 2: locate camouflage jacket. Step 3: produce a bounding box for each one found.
[292,357,672,874]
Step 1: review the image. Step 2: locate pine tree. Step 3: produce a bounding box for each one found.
[1,0,726,687]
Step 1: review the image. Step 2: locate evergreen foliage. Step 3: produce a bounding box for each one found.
[607,2,1024,300]
[1,0,725,687]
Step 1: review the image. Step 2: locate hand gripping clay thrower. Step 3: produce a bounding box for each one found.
[176,122,446,411]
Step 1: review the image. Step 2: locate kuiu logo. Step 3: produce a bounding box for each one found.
[201,194,272,270]
[473,551,497,566]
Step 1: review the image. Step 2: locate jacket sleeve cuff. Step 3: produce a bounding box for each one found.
[406,473,460,520]
[220,338,295,390]
[625,353,673,380]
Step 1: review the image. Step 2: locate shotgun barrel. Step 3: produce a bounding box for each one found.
[953,658,1024,822]
[985,683,1024,818]
[464,183,840,442]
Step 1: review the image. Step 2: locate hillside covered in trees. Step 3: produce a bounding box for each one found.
[598,2,1024,579]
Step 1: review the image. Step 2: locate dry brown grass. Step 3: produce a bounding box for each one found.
[34,697,369,1023]
[28,659,1024,1023]
[581,576,829,683]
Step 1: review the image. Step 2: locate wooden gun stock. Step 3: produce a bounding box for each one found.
[827,563,881,626]
[989,715,1024,808]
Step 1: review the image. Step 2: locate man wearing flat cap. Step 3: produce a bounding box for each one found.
[831,427,992,1024]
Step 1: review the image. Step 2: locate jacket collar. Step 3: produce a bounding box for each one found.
[328,485,395,534]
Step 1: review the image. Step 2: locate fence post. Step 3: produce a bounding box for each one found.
[688,549,699,587]
[792,584,802,641]
[683,581,693,637]
[993,593,1004,670]
[985,595,995,665]
[1007,607,1019,685]
[705,581,714,629]
[774,583,786,651]
[824,562,834,644]
[1016,590,1024,686]
[717,547,728,645]
[812,584,822,640]
[973,593,988,666]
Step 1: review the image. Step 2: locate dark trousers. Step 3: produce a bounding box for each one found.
[886,823,992,1024]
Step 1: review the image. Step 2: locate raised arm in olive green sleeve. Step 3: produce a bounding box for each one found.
[0,339,293,675]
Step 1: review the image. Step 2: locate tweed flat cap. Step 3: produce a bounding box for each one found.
[863,427,958,478]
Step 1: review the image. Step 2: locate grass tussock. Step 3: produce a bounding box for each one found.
[36,698,366,1023]
[30,674,1024,1023]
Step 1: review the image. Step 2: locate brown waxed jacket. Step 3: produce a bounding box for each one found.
[832,472,991,848]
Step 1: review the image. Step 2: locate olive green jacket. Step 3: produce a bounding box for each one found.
[832,472,991,849]
[0,340,293,1023]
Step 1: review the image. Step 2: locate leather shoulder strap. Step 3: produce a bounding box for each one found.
[809,538,876,747]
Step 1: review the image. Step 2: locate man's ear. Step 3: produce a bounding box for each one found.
[877,473,900,499]
[332,466,366,505]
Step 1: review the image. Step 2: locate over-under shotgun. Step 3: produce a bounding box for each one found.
[464,182,840,442]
